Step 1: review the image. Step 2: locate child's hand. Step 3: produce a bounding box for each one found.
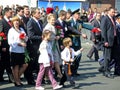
[82,33,87,39]
[80,48,84,52]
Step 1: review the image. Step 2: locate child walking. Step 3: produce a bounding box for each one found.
[35,30,62,90]
[60,37,83,87]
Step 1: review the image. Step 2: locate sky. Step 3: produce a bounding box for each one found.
[38,0,82,11]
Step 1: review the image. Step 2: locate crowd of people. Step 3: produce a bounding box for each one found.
[0,1,120,90]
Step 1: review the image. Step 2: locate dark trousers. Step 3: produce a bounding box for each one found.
[103,37,117,73]
[87,45,99,61]
[24,50,39,83]
[113,47,120,75]
[60,64,74,85]
[111,39,120,74]
[103,47,112,73]
[0,51,13,81]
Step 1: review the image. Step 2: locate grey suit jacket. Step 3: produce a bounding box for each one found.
[100,15,115,47]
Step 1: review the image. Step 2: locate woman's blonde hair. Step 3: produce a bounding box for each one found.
[11,16,20,25]
[63,37,72,47]
[47,13,56,22]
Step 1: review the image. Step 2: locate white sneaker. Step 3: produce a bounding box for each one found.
[35,86,45,90]
[53,85,63,90]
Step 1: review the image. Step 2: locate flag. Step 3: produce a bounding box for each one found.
[63,2,67,11]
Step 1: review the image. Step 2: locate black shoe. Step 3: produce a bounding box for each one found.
[0,79,5,82]
[103,72,114,79]
[75,73,80,76]
[14,83,23,87]
[45,80,51,84]
[28,81,35,85]
[87,55,92,60]
[73,73,80,76]
[62,85,67,88]
[98,68,104,73]
[114,72,120,76]
[95,59,98,61]
[59,83,66,88]
[70,81,75,86]
[20,82,24,86]
[42,80,46,84]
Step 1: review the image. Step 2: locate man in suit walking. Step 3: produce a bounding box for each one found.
[0,7,14,82]
[26,8,43,85]
[100,7,116,78]
[114,14,120,76]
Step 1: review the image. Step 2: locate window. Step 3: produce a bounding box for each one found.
[97,0,102,8]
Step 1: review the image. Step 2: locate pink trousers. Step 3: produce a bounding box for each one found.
[36,63,58,88]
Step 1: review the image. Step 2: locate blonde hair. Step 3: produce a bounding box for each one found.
[47,13,56,22]
[11,16,20,25]
[42,30,51,39]
[63,37,72,47]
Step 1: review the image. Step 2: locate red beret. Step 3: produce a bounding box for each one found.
[46,7,54,14]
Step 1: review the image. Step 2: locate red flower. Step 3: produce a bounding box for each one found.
[91,28,101,33]
[0,32,6,40]
[19,33,26,40]
[55,26,62,29]
[55,25,64,38]
[0,32,5,37]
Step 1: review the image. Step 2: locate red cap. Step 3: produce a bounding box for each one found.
[46,7,54,14]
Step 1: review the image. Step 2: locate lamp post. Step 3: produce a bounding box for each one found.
[36,0,38,7]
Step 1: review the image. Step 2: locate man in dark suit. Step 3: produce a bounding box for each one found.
[114,14,120,76]
[100,7,116,78]
[26,8,43,85]
[16,6,25,30]
[0,7,14,82]
[22,5,30,32]
[55,10,67,51]
[87,12,102,61]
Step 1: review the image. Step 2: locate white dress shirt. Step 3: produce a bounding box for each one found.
[8,27,26,53]
[61,47,81,65]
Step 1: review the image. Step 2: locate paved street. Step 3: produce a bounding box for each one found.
[0,43,120,90]
[0,28,120,90]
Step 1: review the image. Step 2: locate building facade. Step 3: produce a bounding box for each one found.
[88,0,115,12]
[115,0,120,12]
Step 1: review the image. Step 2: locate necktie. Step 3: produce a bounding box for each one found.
[110,17,116,36]
[61,21,63,26]
[8,20,12,27]
[37,21,42,31]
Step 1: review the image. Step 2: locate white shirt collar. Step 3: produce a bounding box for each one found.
[17,14,22,19]
[58,18,63,24]
[108,14,113,19]
[33,17,38,23]
[4,16,9,22]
